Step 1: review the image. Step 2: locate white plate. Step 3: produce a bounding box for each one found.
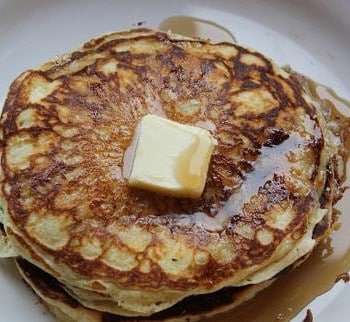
[0,1,349,321]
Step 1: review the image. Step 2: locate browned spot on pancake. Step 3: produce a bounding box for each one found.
[90,281,107,291]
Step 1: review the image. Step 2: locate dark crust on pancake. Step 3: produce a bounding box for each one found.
[1,29,347,291]
[16,257,263,322]
[15,247,316,322]
[17,258,80,308]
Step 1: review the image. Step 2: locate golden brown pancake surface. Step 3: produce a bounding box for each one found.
[0,29,348,316]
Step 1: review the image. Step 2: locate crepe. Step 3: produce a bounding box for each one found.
[0,28,348,319]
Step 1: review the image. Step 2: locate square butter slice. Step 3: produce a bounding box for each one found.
[129,114,216,198]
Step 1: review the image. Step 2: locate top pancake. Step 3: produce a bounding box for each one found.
[0,29,346,315]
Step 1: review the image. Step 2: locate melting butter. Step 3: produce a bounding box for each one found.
[128,115,216,199]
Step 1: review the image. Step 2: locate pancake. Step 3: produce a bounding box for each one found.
[15,257,275,322]
[0,28,349,319]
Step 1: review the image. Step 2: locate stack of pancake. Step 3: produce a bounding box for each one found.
[0,29,349,321]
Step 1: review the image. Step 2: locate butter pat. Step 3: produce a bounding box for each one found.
[129,115,216,198]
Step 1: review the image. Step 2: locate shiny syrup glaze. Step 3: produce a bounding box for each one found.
[170,132,301,231]
[158,17,350,322]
